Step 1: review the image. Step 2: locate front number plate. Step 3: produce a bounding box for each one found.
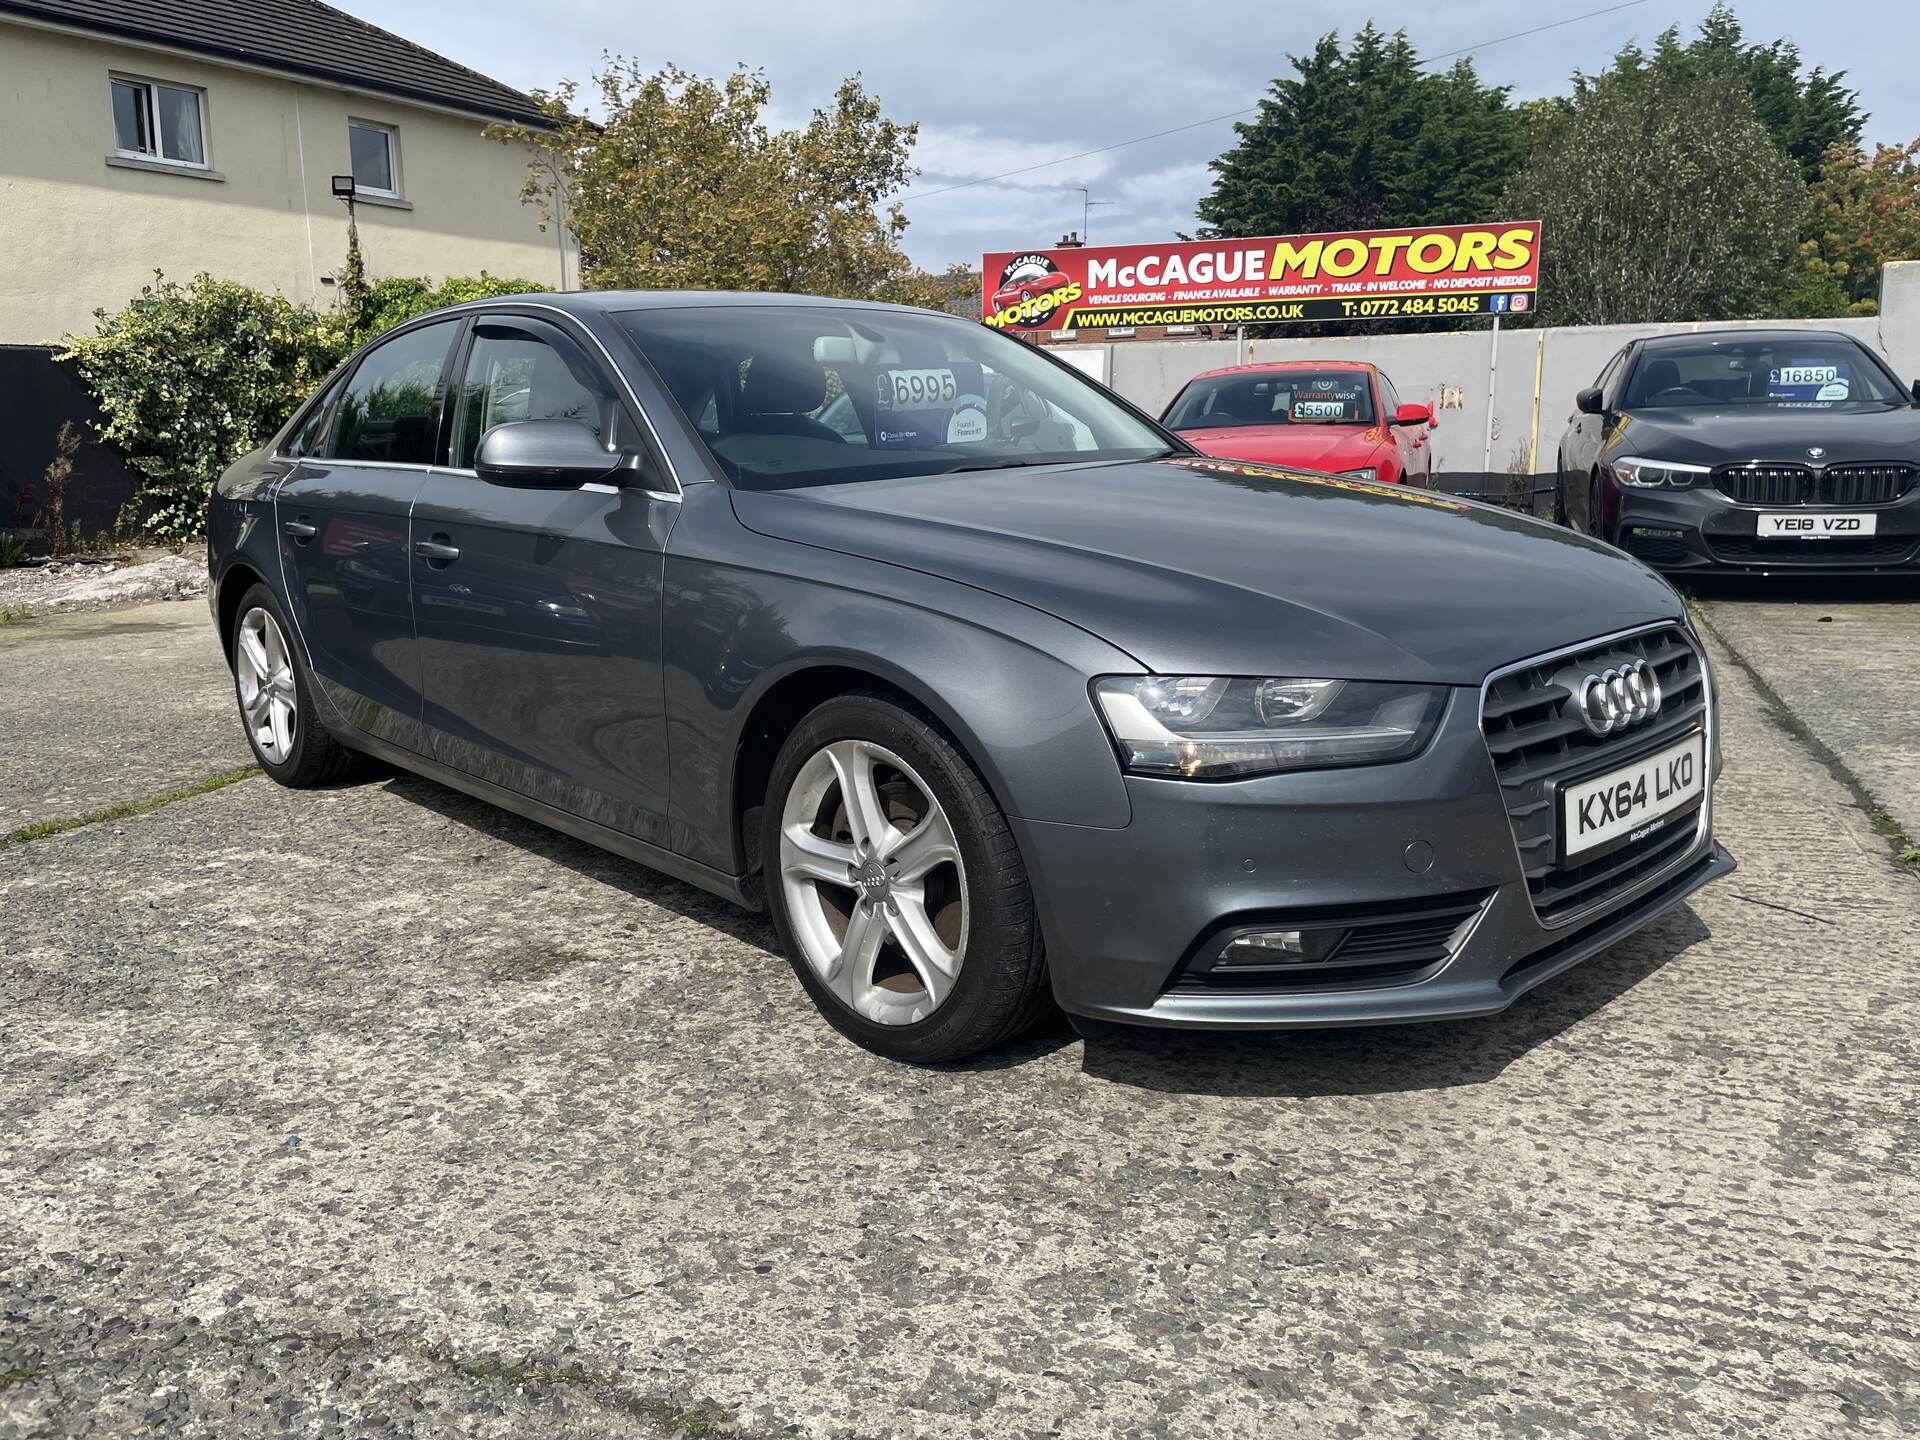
[1758,512,1878,539]
[1561,732,1706,859]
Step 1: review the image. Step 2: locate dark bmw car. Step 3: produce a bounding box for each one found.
[208,292,1732,1063]
[1558,329,1920,573]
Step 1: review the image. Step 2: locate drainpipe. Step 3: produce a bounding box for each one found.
[1481,313,1501,475]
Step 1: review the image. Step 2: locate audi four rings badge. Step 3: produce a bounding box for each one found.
[1569,659,1664,736]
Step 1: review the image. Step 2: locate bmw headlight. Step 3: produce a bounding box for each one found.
[1336,467,1378,482]
[1610,455,1711,488]
[1093,676,1448,779]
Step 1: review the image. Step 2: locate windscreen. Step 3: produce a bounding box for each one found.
[616,305,1173,490]
[1164,371,1377,430]
[1621,339,1904,409]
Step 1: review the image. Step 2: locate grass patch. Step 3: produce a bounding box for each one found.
[0,766,259,852]
[0,606,32,626]
[0,1365,42,1392]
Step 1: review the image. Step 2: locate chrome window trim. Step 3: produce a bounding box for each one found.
[1478,618,1715,932]
[429,466,680,504]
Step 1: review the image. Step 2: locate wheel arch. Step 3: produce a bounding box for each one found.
[214,559,269,661]
[727,656,1011,888]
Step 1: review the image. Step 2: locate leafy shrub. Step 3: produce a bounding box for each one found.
[60,269,543,542]
[353,272,546,336]
[60,273,348,540]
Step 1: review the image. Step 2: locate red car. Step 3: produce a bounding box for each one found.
[1159,361,1436,485]
[991,270,1071,312]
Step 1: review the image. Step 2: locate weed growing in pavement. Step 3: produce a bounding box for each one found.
[0,606,31,625]
[1871,810,1920,876]
[0,766,259,850]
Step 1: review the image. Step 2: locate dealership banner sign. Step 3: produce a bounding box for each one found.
[982,221,1541,331]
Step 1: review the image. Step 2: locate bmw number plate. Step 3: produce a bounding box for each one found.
[1759,512,1878,539]
[1561,731,1705,860]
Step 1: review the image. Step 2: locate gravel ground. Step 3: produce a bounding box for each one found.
[0,551,208,619]
[2,609,1917,1438]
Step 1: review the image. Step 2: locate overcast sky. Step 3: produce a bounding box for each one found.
[355,0,1917,270]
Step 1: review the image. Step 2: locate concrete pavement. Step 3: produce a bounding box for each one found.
[1694,579,1920,846]
[1,611,1916,1438]
[0,600,245,833]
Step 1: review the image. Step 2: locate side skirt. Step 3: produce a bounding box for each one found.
[343,728,762,912]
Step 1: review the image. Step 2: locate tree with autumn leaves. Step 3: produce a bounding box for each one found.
[487,61,967,310]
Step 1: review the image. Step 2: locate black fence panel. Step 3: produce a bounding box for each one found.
[0,344,139,544]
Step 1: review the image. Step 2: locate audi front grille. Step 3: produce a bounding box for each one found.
[1713,462,1917,507]
[1480,625,1708,927]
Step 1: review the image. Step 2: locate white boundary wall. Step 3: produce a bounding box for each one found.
[1089,261,1920,477]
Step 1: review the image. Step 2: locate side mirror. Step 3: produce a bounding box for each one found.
[474,419,621,488]
[1392,402,1434,427]
[1575,387,1607,415]
[1911,379,1920,403]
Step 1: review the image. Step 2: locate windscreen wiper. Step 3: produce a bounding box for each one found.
[939,456,1067,474]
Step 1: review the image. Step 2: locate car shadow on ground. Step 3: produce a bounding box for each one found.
[377,771,787,959]
[373,770,1712,1097]
[1682,573,1917,607]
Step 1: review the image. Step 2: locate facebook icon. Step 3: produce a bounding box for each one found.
[1488,294,1510,313]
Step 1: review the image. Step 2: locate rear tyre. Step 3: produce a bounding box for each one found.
[762,692,1051,1064]
[229,582,361,788]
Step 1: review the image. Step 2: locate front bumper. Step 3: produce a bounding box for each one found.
[1608,484,1920,574]
[1013,688,1733,1029]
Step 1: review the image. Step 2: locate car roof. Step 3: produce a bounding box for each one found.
[1637,328,1859,351]
[1184,360,1377,384]
[425,290,964,322]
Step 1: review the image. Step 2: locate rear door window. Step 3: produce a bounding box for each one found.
[327,320,461,465]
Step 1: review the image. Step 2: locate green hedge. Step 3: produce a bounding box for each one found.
[60,270,543,541]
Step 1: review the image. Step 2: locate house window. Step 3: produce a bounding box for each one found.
[348,120,399,196]
[110,76,207,166]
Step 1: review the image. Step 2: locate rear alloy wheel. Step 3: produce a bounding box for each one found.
[763,694,1050,1063]
[228,582,360,787]
[235,606,299,765]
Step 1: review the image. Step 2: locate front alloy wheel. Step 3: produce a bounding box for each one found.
[778,739,967,1026]
[762,694,1050,1063]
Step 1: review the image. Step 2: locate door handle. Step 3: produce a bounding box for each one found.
[414,536,461,565]
[283,518,317,540]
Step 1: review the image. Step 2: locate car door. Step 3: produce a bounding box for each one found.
[275,317,462,751]
[409,313,680,848]
[1562,346,1629,528]
[1375,369,1429,485]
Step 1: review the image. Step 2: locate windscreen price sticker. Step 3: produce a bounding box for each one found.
[1772,365,1838,386]
[879,368,958,409]
[874,363,987,449]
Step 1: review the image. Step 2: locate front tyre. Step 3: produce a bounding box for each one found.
[229,582,360,787]
[762,693,1049,1063]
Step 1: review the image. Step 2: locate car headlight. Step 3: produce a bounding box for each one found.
[1093,676,1448,779]
[1610,455,1711,488]
[1336,467,1378,482]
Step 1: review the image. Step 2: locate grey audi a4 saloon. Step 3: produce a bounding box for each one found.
[207,292,1734,1062]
